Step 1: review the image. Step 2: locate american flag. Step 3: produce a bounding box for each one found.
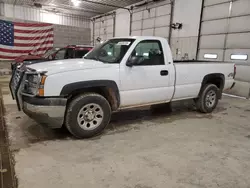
[0,20,53,60]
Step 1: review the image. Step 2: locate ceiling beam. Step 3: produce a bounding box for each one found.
[45,3,104,15]
[81,0,130,10]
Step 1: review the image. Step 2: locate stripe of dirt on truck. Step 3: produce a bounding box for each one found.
[0,88,17,188]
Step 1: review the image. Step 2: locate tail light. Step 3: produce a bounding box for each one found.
[233,64,236,79]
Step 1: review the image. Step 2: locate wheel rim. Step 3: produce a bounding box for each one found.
[205,90,216,108]
[77,103,104,130]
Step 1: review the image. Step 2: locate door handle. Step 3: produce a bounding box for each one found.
[160,70,168,76]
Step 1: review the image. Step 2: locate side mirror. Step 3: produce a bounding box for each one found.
[126,56,142,67]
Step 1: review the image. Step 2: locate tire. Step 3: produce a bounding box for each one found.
[65,93,111,138]
[195,84,220,113]
[150,103,172,114]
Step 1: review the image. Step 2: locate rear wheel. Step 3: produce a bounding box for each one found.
[195,84,220,113]
[65,93,111,138]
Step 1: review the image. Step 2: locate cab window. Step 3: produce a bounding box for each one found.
[130,40,164,66]
[75,49,91,58]
[65,48,74,59]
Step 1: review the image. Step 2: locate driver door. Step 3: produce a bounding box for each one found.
[119,40,172,108]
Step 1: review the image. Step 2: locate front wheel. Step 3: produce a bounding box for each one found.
[195,84,220,113]
[65,93,111,138]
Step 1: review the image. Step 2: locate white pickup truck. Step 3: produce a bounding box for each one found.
[10,36,236,138]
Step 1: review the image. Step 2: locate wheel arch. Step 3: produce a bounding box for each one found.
[60,80,120,111]
[200,73,225,98]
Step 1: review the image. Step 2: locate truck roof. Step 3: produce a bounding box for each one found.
[67,45,93,48]
[112,36,167,41]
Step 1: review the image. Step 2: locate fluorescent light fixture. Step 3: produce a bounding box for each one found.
[143,53,149,57]
[71,0,80,6]
[231,54,248,60]
[204,54,218,59]
[107,52,112,55]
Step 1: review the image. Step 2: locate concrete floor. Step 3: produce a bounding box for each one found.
[1,75,250,188]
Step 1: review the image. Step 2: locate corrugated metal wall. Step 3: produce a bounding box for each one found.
[2,3,90,28]
[197,0,250,63]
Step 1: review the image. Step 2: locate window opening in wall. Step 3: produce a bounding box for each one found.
[204,54,218,59]
[230,54,248,60]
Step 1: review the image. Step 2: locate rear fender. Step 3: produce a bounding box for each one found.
[200,73,225,98]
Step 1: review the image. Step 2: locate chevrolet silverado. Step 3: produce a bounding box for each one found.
[10,36,235,138]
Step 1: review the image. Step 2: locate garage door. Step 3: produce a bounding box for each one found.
[93,13,115,45]
[197,0,250,63]
[131,0,172,40]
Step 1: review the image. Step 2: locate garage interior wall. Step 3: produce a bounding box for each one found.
[171,0,202,60]
[130,0,172,39]
[197,0,250,63]
[91,0,203,60]
[92,0,173,41]
[0,2,91,47]
[92,13,115,45]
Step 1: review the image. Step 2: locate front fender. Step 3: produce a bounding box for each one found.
[60,80,120,106]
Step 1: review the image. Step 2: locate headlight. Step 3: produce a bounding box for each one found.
[27,74,39,83]
[24,74,47,96]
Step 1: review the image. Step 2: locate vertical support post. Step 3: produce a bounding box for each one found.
[92,19,95,46]
[222,0,233,61]
[129,9,133,35]
[196,0,205,60]
[248,85,250,99]
[168,0,175,46]
[112,12,116,37]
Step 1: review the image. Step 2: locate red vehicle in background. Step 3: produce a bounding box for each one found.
[11,45,93,70]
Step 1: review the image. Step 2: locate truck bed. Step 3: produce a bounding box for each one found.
[173,60,233,64]
[172,61,235,101]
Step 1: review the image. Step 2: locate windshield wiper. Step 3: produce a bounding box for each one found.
[84,56,99,61]
[84,56,112,64]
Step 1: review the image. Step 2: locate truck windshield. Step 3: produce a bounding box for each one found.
[84,39,135,63]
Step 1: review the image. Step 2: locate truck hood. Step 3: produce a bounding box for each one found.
[27,58,111,75]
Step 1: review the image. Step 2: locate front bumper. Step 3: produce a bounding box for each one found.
[22,96,67,129]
